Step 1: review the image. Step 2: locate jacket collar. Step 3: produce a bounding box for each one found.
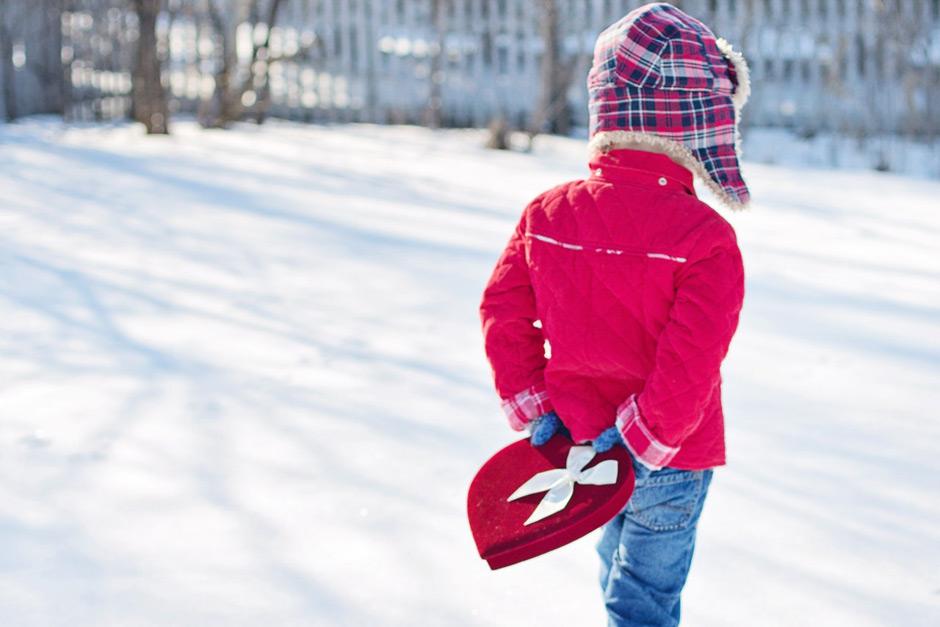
[588,149,696,197]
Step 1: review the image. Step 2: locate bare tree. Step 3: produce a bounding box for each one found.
[531,0,573,138]
[424,0,447,129]
[199,0,286,128]
[199,0,247,127]
[487,0,577,151]
[32,0,63,115]
[131,0,169,134]
[0,0,16,121]
[484,115,511,150]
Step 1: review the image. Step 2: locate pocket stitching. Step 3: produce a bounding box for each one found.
[626,473,704,532]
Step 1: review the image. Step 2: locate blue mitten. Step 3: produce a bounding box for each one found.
[527,411,567,446]
[592,426,625,453]
[593,426,657,476]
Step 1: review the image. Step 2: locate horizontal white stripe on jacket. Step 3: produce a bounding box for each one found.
[527,231,687,263]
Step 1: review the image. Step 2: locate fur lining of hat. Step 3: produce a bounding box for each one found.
[714,36,751,191]
[715,37,751,111]
[587,130,748,212]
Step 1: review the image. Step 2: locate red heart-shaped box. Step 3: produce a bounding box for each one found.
[467,433,635,570]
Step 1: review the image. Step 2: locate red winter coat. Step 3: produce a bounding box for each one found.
[479,148,745,471]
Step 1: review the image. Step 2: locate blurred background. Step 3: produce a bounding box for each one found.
[1,2,939,627]
[3,0,940,173]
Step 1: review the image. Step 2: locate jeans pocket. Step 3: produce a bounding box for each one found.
[625,468,706,532]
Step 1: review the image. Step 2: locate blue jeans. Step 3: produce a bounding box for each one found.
[596,454,714,626]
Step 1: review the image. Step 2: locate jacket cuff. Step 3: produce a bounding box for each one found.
[615,394,679,470]
[501,384,554,431]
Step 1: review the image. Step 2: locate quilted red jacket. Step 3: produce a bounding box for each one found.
[479,148,745,470]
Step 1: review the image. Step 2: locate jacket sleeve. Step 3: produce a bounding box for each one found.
[479,206,553,431]
[616,224,745,469]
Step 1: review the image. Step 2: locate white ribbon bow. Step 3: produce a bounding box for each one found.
[507,446,618,526]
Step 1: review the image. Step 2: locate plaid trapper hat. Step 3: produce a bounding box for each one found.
[587,2,752,210]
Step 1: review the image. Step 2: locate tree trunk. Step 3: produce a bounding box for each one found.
[203,0,284,128]
[531,0,571,137]
[131,0,169,134]
[35,0,63,114]
[249,0,286,124]
[485,115,511,150]
[0,3,17,121]
[424,0,446,128]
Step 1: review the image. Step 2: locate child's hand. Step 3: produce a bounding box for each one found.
[526,411,567,446]
[592,426,625,453]
[593,427,659,475]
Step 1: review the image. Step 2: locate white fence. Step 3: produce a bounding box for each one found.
[5,0,940,140]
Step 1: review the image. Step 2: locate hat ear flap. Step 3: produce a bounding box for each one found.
[715,37,751,110]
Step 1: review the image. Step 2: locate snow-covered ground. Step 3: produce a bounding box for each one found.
[1,117,938,626]
[741,127,940,180]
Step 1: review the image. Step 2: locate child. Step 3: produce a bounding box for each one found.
[478,3,750,625]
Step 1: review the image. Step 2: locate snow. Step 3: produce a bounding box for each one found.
[741,127,940,180]
[1,117,939,626]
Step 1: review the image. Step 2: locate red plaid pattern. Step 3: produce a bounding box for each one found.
[501,384,554,432]
[587,2,750,208]
[615,393,680,471]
